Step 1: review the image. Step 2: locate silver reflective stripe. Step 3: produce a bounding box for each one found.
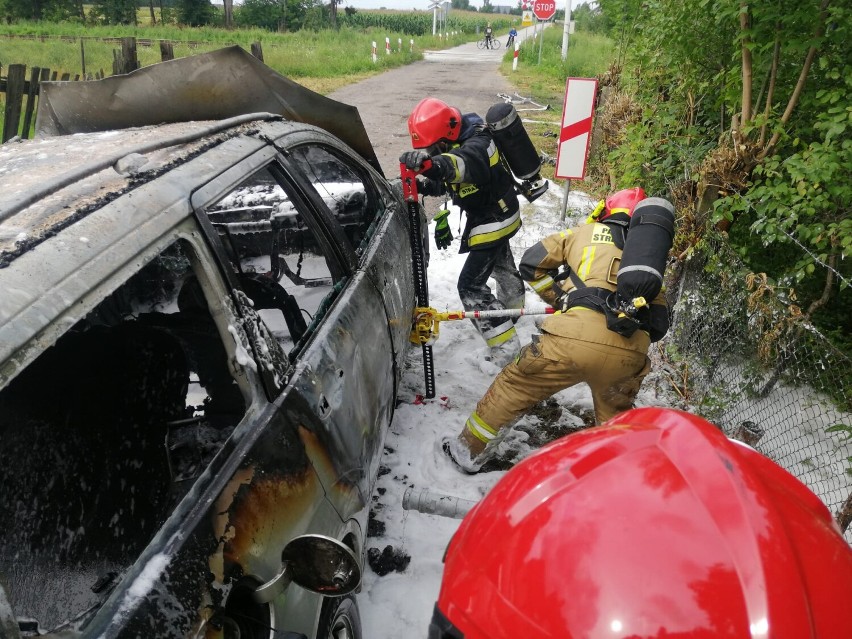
[465,413,497,443]
[468,210,521,240]
[452,155,467,182]
[618,264,663,282]
[482,320,516,347]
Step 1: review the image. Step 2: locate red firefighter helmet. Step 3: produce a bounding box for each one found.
[408,97,462,149]
[429,407,852,639]
[588,186,647,225]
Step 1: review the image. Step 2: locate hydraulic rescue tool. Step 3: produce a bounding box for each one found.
[410,305,556,347]
[401,159,436,399]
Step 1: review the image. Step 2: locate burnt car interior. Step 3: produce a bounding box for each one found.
[0,239,252,631]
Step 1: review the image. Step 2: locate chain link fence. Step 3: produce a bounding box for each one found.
[660,235,852,543]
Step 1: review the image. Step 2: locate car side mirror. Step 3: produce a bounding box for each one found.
[254,534,361,603]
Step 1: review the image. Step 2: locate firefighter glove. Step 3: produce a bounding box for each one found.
[433,209,453,250]
[424,154,454,181]
[400,150,431,171]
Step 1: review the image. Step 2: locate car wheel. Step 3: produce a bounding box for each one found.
[317,595,362,639]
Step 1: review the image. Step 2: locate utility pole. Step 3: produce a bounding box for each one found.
[561,0,573,61]
[429,1,440,35]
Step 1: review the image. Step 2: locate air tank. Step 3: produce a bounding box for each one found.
[485,102,549,202]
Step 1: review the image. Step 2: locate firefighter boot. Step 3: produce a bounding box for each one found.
[486,333,520,368]
[440,435,485,474]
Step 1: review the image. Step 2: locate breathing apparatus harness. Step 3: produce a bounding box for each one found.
[551,198,676,338]
[550,260,649,338]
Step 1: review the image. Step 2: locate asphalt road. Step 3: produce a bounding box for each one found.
[328,31,525,180]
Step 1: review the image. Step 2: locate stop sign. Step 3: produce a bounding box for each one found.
[532,0,556,20]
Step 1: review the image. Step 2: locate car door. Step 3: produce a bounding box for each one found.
[191,140,394,525]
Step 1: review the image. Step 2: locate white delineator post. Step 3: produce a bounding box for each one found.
[385,37,391,54]
[513,39,520,71]
[398,38,402,52]
[371,41,377,63]
[410,38,414,52]
[555,77,598,221]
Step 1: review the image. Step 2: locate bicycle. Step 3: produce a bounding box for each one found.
[476,37,501,50]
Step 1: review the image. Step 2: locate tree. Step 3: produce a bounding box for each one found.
[175,0,214,26]
[572,2,605,33]
[598,0,851,326]
[91,0,137,24]
[236,0,323,31]
[1,0,83,20]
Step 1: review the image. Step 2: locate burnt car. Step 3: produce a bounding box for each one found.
[0,48,415,638]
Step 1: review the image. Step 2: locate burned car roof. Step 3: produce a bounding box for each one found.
[34,45,382,174]
[0,115,312,384]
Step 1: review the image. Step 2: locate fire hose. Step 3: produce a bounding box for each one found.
[402,487,478,520]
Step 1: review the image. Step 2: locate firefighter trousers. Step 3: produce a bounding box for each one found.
[461,330,651,456]
[457,240,525,353]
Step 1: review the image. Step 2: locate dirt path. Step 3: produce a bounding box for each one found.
[328,35,522,179]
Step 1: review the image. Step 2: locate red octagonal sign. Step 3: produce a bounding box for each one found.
[533,0,556,20]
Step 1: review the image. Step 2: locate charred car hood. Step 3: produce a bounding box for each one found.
[34,45,383,175]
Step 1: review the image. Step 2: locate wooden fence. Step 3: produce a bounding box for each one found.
[0,37,264,143]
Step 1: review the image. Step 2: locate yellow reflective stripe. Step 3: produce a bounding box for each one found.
[465,412,497,443]
[578,246,595,280]
[610,207,630,215]
[449,155,464,182]
[488,140,500,167]
[458,184,479,197]
[585,200,605,224]
[468,214,521,247]
[530,275,554,293]
[484,324,517,347]
[558,228,574,238]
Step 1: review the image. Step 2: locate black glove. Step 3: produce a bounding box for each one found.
[433,209,453,250]
[424,154,454,181]
[415,176,435,197]
[400,150,431,171]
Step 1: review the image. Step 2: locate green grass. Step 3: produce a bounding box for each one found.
[497,27,616,186]
[0,19,615,148]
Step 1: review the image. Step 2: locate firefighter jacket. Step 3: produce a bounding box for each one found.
[419,113,520,253]
[519,222,669,349]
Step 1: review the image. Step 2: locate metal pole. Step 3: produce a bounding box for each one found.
[560,178,572,223]
[538,18,545,64]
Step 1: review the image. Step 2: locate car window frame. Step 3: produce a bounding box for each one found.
[282,140,389,261]
[189,145,366,396]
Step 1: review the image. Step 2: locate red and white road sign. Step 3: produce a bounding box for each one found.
[555,77,598,180]
[532,0,556,21]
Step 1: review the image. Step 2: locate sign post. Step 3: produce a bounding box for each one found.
[532,0,556,20]
[555,77,598,222]
[532,0,555,64]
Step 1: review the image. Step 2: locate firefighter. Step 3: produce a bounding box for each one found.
[443,189,673,472]
[400,97,525,366]
[429,407,852,638]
